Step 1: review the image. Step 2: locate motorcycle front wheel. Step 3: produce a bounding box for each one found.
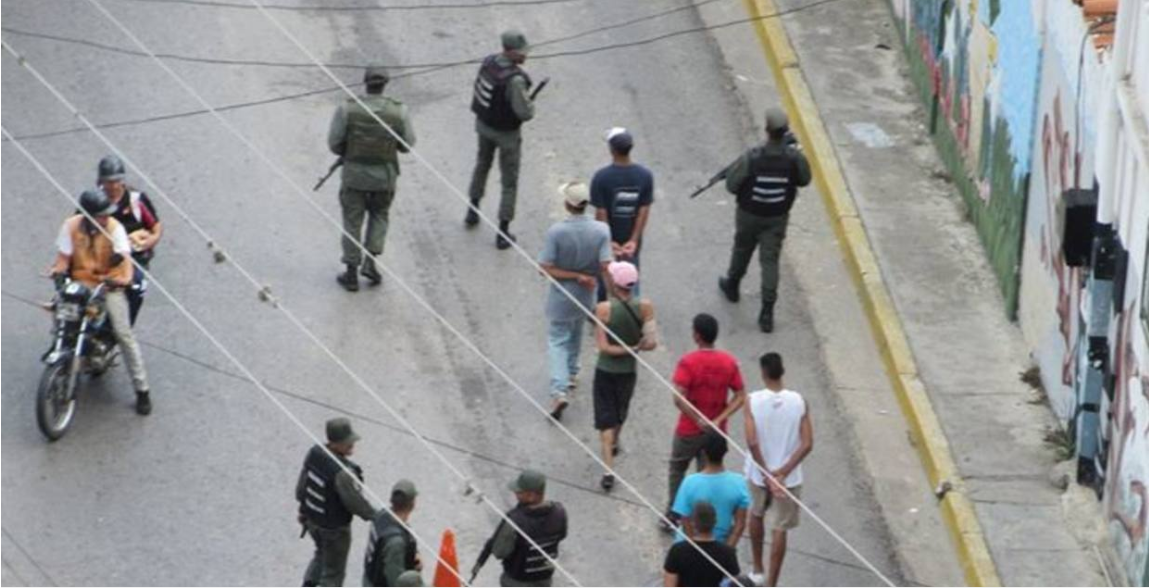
[36,362,77,441]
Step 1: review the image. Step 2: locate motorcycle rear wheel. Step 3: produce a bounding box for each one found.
[36,362,76,441]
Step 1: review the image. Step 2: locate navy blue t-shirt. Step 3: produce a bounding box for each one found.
[590,163,654,244]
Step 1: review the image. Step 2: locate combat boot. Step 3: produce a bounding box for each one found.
[464,199,481,227]
[758,302,775,333]
[496,220,516,250]
[718,276,740,302]
[336,264,359,292]
[360,258,382,286]
[135,390,152,416]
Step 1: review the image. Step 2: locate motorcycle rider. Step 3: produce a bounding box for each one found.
[97,155,162,325]
[49,189,152,415]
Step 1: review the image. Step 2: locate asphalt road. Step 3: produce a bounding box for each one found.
[2,0,902,585]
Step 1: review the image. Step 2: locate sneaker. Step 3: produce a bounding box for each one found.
[548,398,569,422]
[748,572,766,586]
[135,391,152,416]
[600,474,615,491]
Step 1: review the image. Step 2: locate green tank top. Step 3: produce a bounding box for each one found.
[596,298,643,374]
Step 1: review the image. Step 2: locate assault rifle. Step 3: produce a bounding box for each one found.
[529,77,550,101]
[313,158,344,191]
[688,131,800,199]
[470,521,504,584]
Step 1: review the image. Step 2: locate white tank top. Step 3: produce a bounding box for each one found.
[743,388,806,488]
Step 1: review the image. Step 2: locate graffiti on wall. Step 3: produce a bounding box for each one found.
[905,0,1042,318]
[1106,296,1149,584]
[1018,0,1104,421]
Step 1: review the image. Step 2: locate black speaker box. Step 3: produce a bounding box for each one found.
[1063,188,1098,267]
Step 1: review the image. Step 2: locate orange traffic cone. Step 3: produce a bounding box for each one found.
[433,528,462,587]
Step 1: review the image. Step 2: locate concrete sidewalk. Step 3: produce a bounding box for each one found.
[698,0,1111,584]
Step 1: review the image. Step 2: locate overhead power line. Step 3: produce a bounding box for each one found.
[2,40,581,586]
[1,0,844,142]
[113,0,582,11]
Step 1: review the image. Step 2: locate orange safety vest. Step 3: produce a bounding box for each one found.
[63,215,132,287]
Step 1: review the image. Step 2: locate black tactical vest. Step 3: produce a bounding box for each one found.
[471,54,531,131]
[364,511,417,586]
[502,502,567,583]
[737,145,801,217]
[299,445,363,529]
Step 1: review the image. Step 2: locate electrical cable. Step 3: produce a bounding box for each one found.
[6,285,906,581]
[1073,15,1115,191]
[8,2,746,580]
[0,286,649,510]
[0,122,473,587]
[112,0,582,12]
[1,42,582,587]
[6,0,891,579]
[2,0,849,142]
[233,0,895,582]
[1,0,722,70]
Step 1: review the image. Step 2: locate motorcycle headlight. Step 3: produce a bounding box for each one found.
[55,302,82,322]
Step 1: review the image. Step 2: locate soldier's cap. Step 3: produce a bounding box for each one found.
[326,417,360,444]
[765,107,789,132]
[558,181,589,208]
[392,479,418,499]
[364,66,390,84]
[501,29,529,53]
[396,570,425,587]
[605,126,633,151]
[508,469,546,493]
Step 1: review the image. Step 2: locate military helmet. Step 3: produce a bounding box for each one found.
[97,155,125,182]
[364,66,390,84]
[501,30,529,53]
[79,189,116,217]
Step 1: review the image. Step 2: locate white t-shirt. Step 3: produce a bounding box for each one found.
[57,217,131,256]
[743,388,807,488]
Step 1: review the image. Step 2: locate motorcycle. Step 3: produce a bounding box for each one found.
[36,277,118,441]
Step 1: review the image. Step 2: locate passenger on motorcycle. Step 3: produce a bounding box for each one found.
[97,155,162,326]
[50,189,153,415]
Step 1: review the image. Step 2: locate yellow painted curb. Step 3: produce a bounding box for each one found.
[739,0,1002,585]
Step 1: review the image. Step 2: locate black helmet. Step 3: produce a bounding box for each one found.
[79,189,116,217]
[97,155,125,182]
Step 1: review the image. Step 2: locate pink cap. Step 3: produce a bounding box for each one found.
[608,261,639,288]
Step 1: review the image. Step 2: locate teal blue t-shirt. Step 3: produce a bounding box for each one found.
[671,471,751,543]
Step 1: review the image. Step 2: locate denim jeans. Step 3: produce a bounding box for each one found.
[547,318,585,399]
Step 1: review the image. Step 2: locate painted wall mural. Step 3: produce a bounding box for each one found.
[1018,0,1102,421]
[904,0,1043,318]
[893,0,1149,582]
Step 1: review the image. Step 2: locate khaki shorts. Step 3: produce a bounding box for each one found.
[749,483,801,530]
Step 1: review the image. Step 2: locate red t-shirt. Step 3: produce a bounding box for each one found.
[672,349,744,437]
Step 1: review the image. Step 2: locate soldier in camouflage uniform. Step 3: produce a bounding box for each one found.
[328,66,416,291]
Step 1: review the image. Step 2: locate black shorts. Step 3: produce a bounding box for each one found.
[593,369,637,430]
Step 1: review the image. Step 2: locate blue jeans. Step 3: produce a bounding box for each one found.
[547,318,585,399]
